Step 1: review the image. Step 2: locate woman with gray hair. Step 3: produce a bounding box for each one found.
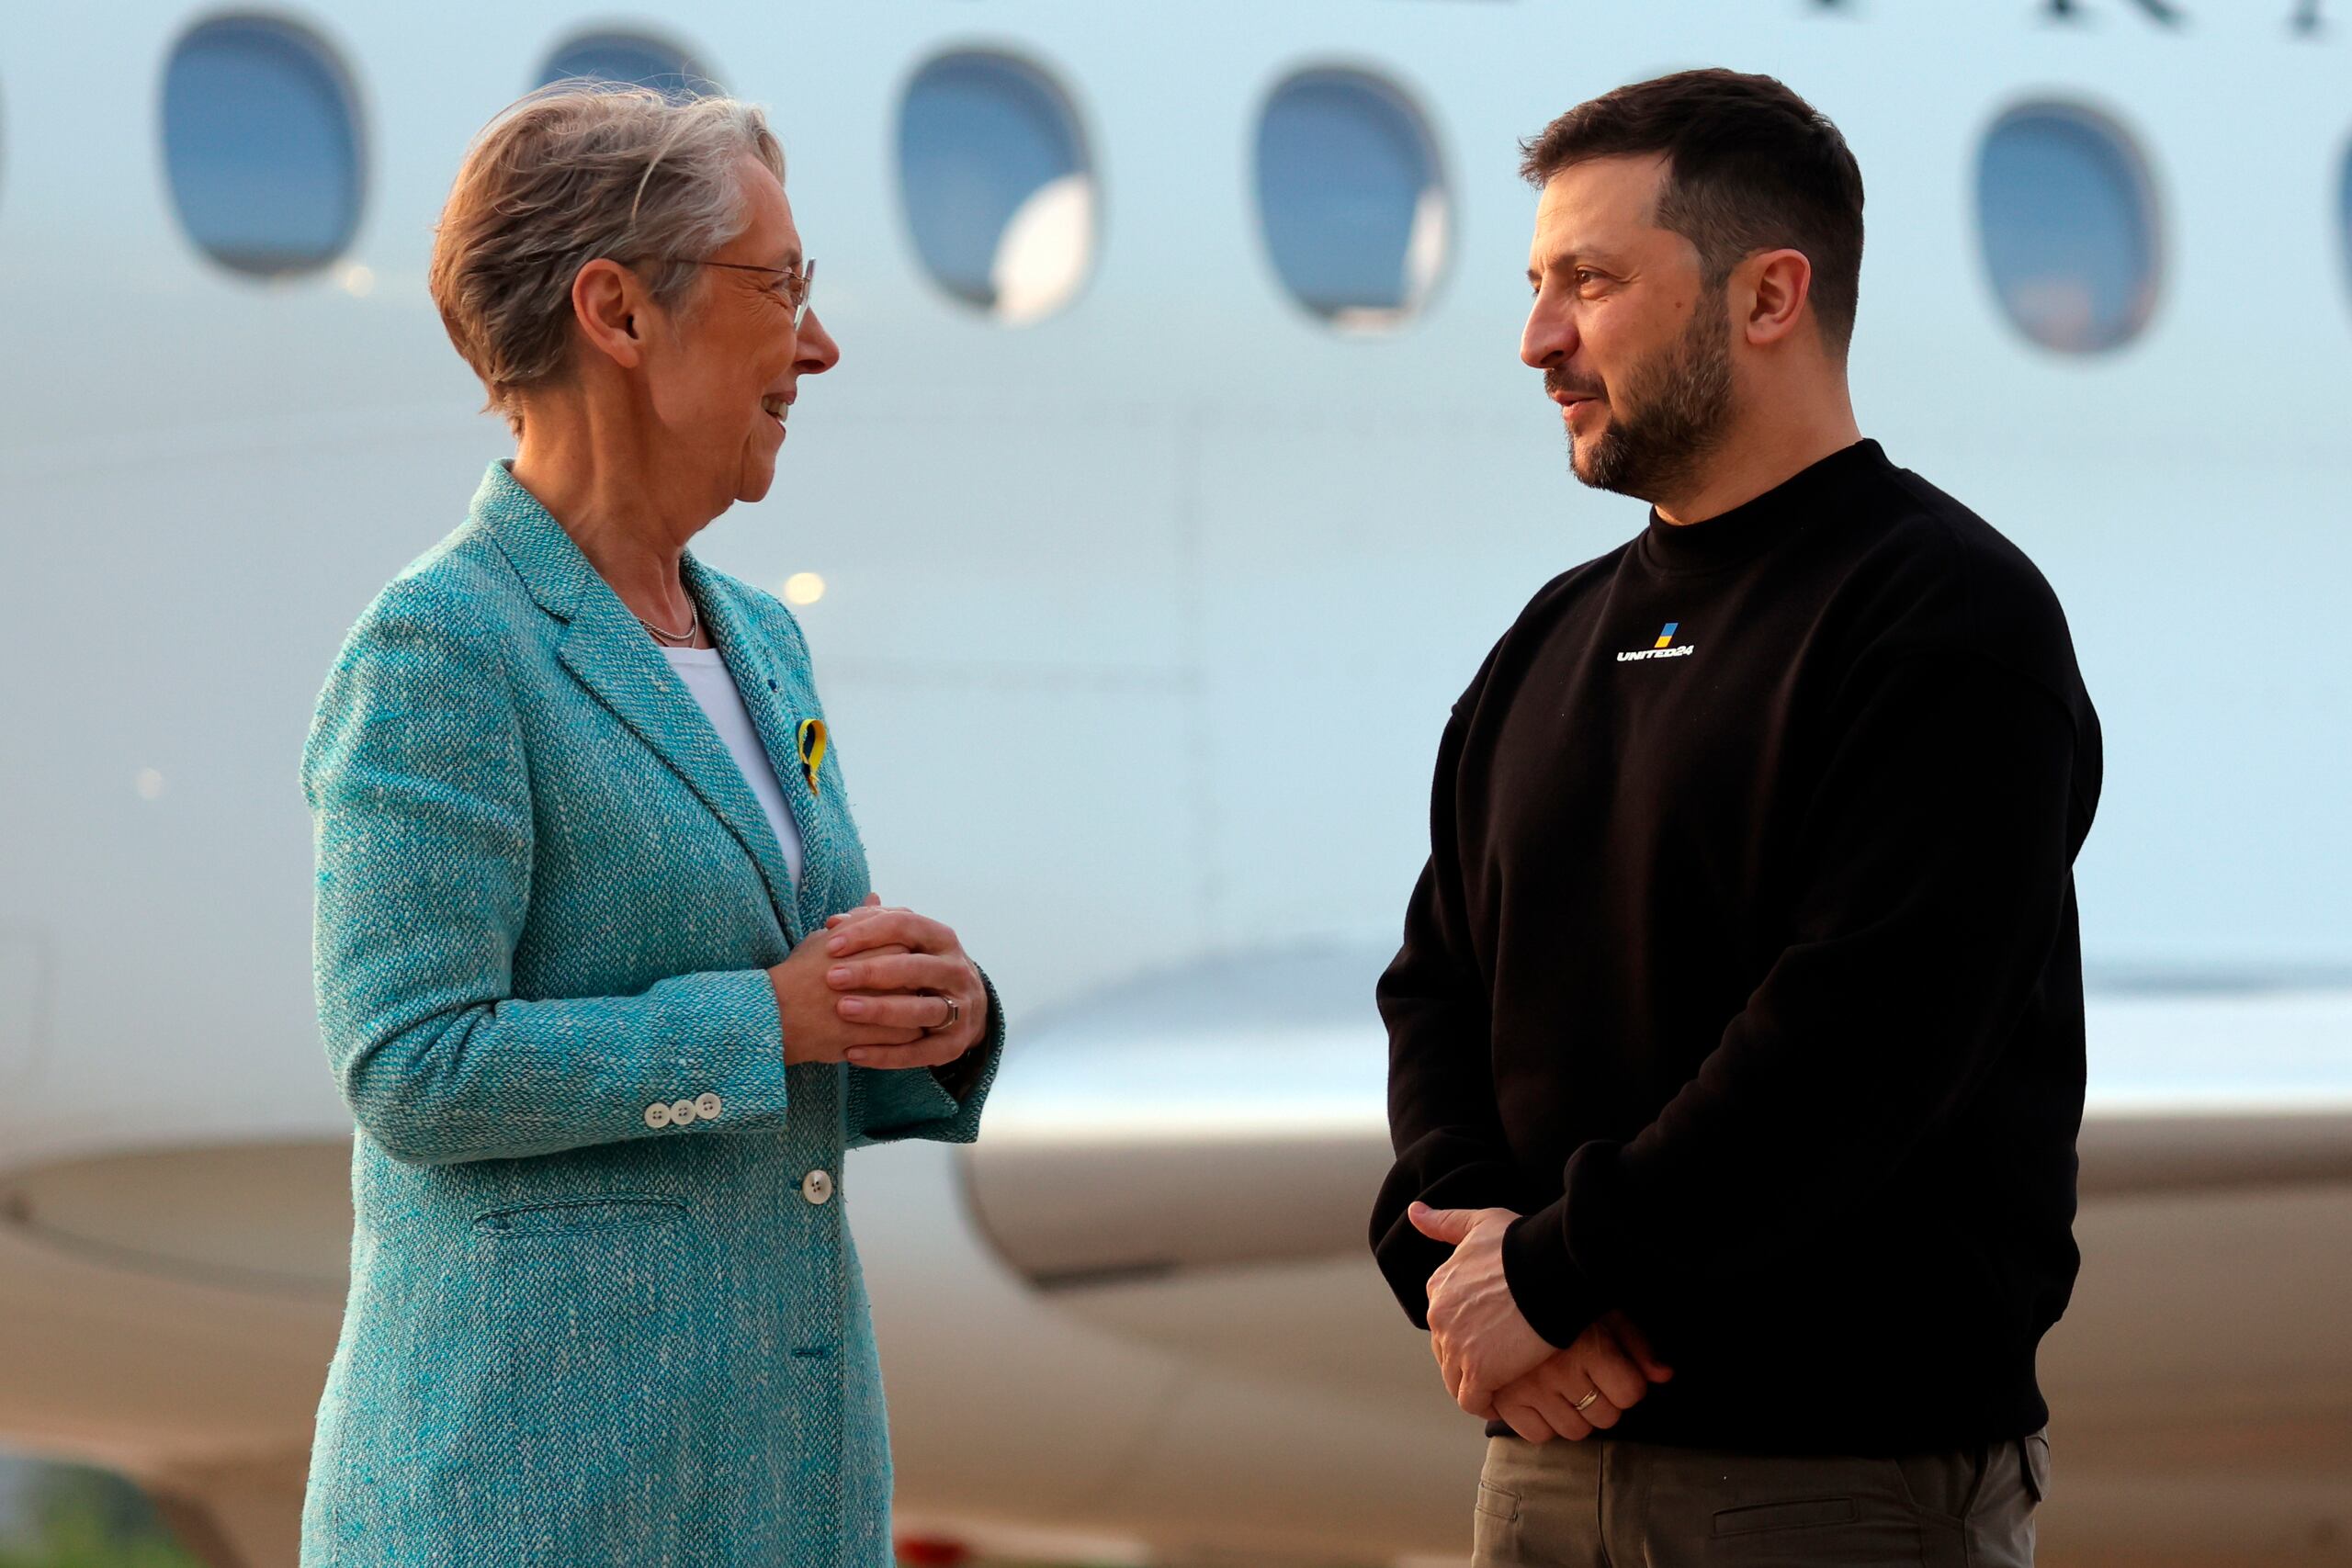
[297,85,1001,1565]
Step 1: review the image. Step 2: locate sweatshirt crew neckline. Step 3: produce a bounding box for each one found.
[1637,438,1886,576]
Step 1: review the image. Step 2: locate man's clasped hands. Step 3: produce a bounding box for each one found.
[1408,1201,1673,1443]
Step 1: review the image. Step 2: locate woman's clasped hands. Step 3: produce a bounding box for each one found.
[768,893,989,1068]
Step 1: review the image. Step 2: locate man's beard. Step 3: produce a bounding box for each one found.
[1550,299,1735,503]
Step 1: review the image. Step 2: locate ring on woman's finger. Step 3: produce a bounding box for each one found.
[1573,1390,1601,1413]
[925,992,962,1035]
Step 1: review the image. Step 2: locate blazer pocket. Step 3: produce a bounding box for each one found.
[467,1193,706,1470]
[472,1193,686,1238]
[1713,1497,1857,1537]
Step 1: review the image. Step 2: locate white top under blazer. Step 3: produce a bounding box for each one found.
[660,643,806,886]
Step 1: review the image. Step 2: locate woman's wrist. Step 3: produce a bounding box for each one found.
[769,963,802,1064]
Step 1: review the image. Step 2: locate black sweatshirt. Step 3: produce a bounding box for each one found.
[1372,439,2101,1455]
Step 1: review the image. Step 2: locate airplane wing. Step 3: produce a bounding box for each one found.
[962,948,2352,1285]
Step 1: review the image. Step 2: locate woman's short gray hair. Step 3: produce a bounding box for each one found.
[429,84,786,434]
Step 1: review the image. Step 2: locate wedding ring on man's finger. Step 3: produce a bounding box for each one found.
[928,993,962,1035]
[1573,1390,1602,1413]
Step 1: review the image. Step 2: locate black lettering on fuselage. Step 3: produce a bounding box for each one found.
[1808,0,2339,33]
[2043,0,2187,24]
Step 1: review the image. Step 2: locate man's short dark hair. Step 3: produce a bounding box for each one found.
[1521,70,1865,357]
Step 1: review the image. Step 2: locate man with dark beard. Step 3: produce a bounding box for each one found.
[1369,71,2099,1566]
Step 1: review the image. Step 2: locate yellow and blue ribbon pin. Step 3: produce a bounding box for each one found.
[796,717,828,796]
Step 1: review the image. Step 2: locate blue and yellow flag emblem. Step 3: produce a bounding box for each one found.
[796,718,827,796]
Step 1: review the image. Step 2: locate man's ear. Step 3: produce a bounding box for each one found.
[571,258,647,370]
[1741,247,1815,349]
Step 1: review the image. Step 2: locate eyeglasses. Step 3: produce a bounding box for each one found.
[659,256,816,327]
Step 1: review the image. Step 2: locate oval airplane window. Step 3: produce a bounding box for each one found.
[537,30,717,98]
[898,51,1096,324]
[162,16,365,278]
[1255,68,1449,332]
[1975,103,2162,353]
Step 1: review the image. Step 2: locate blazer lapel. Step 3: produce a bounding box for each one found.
[688,559,844,933]
[469,463,804,936]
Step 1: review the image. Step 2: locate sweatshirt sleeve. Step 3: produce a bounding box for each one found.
[303,581,797,1167]
[1371,654,1527,1329]
[1498,650,2095,1347]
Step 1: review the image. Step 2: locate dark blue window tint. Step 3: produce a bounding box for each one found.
[1255,70,1448,330]
[898,52,1093,321]
[1976,104,2161,353]
[162,17,363,277]
[537,32,715,98]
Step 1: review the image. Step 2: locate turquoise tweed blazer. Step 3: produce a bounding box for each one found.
[298,462,1000,1567]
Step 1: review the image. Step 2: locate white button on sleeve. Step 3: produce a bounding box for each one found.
[801,1168,834,1206]
[695,1092,722,1121]
[669,1098,698,1126]
[644,1102,673,1129]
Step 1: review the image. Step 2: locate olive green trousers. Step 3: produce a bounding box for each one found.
[1472,1429,2050,1567]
